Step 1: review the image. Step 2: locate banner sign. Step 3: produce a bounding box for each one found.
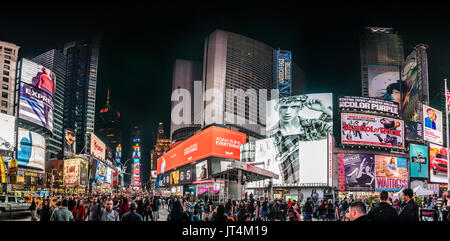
[338,96,399,117]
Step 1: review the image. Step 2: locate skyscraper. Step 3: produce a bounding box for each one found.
[150,122,170,182]
[95,87,122,149]
[360,27,404,97]
[130,124,143,188]
[170,59,202,143]
[63,34,101,154]
[32,49,66,157]
[201,30,306,139]
[0,41,19,115]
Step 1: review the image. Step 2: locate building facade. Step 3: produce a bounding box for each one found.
[32,49,67,157]
[0,41,20,115]
[95,87,122,149]
[150,122,170,186]
[63,34,101,154]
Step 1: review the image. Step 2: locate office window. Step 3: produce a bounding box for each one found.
[3,71,9,76]
[1,92,7,98]
[1,100,7,107]
[2,77,8,83]
[0,110,6,114]
[4,55,11,60]
[3,65,10,70]
[2,84,7,90]
[4,60,10,64]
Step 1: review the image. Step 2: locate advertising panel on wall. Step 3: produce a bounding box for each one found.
[401,50,420,122]
[157,126,247,174]
[254,138,278,184]
[113,172,118,186]
[266,93,333,137]
[115,144,122,163]
[429,144,448,183]
[405,121,423,142]
[63,159,80,185]
[179,165,193,185]
[422,105,443,145]
[341,113,404,149]
[95,161,106,183]
[170,170,180,185]
[275,50,292,97]
[336,153,375,191]
[375,156,408,191]
[409,144,429,179]
[64,129,76,158]
[79,159,88,186]
[0,113,16,151]
[90,133,106,160]
[195,160,208,181]
[338,96,399,117]
[367,65,401,106]
[17,128,45,170]
[240,142,255,163]
[18,59,56,132]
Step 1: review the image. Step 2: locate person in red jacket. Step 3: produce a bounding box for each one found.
[118,196,130,219]
[72,199,86,221]
[37,67,54,95]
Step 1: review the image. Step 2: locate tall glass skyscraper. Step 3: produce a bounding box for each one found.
[63,34,101,154]
[32,49,67,157]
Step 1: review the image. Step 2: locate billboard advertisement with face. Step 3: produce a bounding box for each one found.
[429,144,448,183]
[337,153,375,191]
[341,113,404,149]
[375,156,408,191]
[266,93,333,137]
[17,128,45,170]
[409,144,428,179]
[405,121,423,142]
[63,159,80,185]
[422,105,443,145]
[90,133,106,160]
[0,113,16,151]
[401,50,420,122]
[64,129,76,157]
[157,126,246,174]
[367,65,401,105]
[195,160,208,181]
[95,161,106,182]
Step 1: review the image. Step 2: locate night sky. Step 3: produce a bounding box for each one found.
[2,3,450,185]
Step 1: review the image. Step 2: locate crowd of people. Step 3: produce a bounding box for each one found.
[26,189,450,221]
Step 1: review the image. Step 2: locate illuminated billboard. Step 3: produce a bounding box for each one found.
[132,143,141,186]
[409,144,428,179]
[405,121,423,142]
[0,113,16,151]
[266,93,333,137]
[375,156,408,191]
[338,96,399,117]
[157,126,247,174]
[401,50,420,121]
[274,50,292,97]
[115,144,122,163]
[367,65,401,106]
[64,129,76,158]
[18,59,56,132]
[105,166,112,184]
[17,128,45,170]
[422,105,443,145]
[95,161,106,182]
[336,153,375,191]
[341,113,405,149]
[195,160,208,181]
[90,133,106,160]
[79,159,88,186]
[429,144,448,183]
[63,159,80,185]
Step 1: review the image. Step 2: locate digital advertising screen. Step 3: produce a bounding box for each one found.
[405,121,423,142]
[266,93,333,137]
[337,153,375,191]
[338,96,399,117]
[179,165,193,184]
[401,50,420,122]
[367,65,401,106]
[64,129,76,158]
[298,137,331,187]
[409,144,429,179]
[157,126,247,174]
[79,159,89,186]
[0,113,16,151]
[95,161,106,182]
[90,133,106,160]
[170,170,180,185]
[275,50,292,97]
[429,144,448,183]
[255,138,279,184]
[422,105,443,145]
[63,159,80,185]
[195,160,208,181]
[115,144,122,162]
[105,166,112,184]
[341,113,404,149]
[17,128,45,170]
[375,156,408,191]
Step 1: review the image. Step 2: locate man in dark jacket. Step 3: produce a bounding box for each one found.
[398,188,419,221]
[303,198,314,221]
[68,196,76,213]
[121,202,143,221]
[87,197,102,221]
[367,191,397,221]
[346,201,371,221]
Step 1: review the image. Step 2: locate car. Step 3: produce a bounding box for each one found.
[432,154,448,176]
[0,195,31,214]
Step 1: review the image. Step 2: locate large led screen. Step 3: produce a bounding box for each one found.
[409,144,429,179]
[367,65,401,105]
[336,153,375,191]
[90,133,106,160]
[17,128,45,170]
[423,105,443,145]
[63,159,80,185]
[429,144,448,183]
[0,113,16,151]
[341,113,404,149]
[375,156,408,191]
[401,50,420,121]
[64,129,76,158]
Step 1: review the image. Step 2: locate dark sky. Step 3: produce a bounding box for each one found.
[2,2,450,185]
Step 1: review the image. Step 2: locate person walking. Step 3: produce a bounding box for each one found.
[118,196,130,219]
[288,202,301,221]
[121,202,144,221]
[168,200,184,221]
[50,199,74,221]
[367,191,398,221]
[345,201,371,221]
[72,199,86,221]
[152,196,159,221]
[398,189,419,221]
[100,199,120,221]
[303,198,314,221]
[87,196,102,221]
[29,198,37,221]
[39,199,52,222]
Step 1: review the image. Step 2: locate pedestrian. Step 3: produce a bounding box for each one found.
[288,202,301,221]
[303,197,314,221]
[72,199,86,221]
[398,188,419,221]
[39,199,52,222]
[168,200,184,221]
[345,201,371,222]
[100,199,120,221]
[213,205,229,221]
[118,196,130,219]
[121,202,143,221]
[68,196,76,213]
[193,209,202,221]
[237,200,247,221]
[366,191,398,221]
[29,198,37,221]
[50,199,74,221]
[152,196,159,221]
[261,198,269,221]
[87,196,102,221]
[185,196,195,221]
